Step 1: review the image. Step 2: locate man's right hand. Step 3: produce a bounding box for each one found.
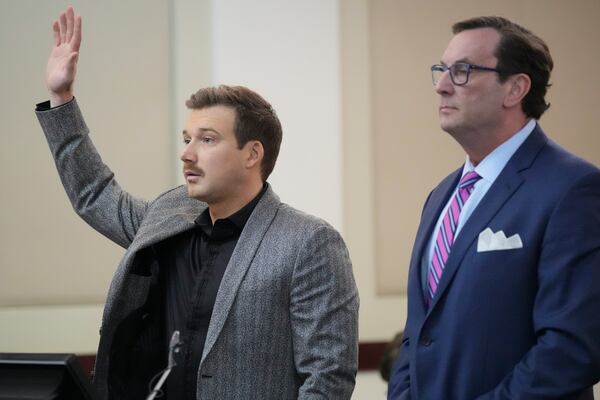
[46,7,82,107]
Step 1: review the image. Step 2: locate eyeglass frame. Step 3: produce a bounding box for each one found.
[430,62,506,86]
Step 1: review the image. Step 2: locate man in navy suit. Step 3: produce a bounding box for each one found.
[388,16,600,399]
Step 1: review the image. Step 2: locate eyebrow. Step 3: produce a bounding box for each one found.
[440,57,474,65]
[182,127,222,136]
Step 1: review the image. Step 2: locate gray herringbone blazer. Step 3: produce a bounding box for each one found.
[36,99,359,400]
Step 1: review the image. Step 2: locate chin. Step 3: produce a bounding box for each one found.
[440,116,462,134]
[439,121,455,134]
[186,186,205,201]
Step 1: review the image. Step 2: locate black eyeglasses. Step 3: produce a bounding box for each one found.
[431,62,504,86]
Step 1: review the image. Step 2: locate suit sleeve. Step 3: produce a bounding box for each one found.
[289,224,359,399]
[388,188,436,400]
[477,172,600,399]
[35,99,149,248]
[387,334,411,399]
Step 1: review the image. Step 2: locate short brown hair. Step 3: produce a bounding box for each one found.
[453,16,553,119]
[186,85,282,180]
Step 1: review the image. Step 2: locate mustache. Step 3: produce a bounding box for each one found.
[183,167,204,176]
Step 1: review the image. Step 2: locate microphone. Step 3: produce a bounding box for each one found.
[168,330,181,368]
[146,330,181,400]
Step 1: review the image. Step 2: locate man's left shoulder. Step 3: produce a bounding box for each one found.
[257,187,345,246]
[536,126,600,178]
[274,202,339,233]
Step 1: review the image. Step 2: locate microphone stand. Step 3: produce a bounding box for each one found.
[146,330,181,400]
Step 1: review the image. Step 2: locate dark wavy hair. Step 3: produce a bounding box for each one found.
[453,16,553,119]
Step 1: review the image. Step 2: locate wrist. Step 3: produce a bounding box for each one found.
[49,91,74,108]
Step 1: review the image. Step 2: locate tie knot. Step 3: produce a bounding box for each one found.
[459,171,481,190]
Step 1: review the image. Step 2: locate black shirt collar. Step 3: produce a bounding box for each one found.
[195,183,268,240]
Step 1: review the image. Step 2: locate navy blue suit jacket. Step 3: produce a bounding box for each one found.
[388,125,600,399]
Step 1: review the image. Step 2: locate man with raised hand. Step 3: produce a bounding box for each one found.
[37,7,358,400]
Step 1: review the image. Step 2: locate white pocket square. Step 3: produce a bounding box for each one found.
[477,228,523,252]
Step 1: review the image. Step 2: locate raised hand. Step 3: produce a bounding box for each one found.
[46,7,82,107]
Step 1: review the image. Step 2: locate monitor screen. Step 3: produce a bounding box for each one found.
[0,353,98,400]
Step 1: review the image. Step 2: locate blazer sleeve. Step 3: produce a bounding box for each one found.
[388,334,411,400]
[289,224,359,399]
[477,172,600,399]
[35,99,149,249]
[388,188,435,400]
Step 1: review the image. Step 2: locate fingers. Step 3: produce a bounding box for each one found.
[55,7,80,49]
[52,20,60,46]
[59,11,67,44]
[71,15,82,52]
[65,7,74,42]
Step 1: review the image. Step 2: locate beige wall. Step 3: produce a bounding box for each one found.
[0,1,172,307]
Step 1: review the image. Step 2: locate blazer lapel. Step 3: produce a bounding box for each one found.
[428,126,548,310]
[128,190,206,275]
[133,197,204,251]
[201,186,281,362]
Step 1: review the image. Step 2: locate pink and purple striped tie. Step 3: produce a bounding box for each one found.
[427,170,481,303]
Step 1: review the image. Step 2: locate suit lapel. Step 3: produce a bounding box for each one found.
[127,190,206,275]
[133,198,204,250]
[201,186,281,362]
[428,126,548,310]
[131,214,196,252]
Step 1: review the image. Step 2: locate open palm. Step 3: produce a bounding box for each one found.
[46,7,81,101]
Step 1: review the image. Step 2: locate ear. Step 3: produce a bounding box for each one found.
[245,140,264,169]
[504,73,531,109]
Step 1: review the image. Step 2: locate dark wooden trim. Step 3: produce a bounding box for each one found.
[358,341,388,371]
[76,354,96,377]
[76,341,389,378]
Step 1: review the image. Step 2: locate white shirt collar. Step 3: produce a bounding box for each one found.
[462,119,536,183]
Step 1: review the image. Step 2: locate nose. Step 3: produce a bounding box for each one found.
[180,142,196,164]
[435,69,454,96]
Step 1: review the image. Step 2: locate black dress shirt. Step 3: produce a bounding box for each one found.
[154,185,266,399]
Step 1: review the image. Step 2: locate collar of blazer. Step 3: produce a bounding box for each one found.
[413,125,548,315]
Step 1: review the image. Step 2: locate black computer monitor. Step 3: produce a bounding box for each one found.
[0,353,98,400]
